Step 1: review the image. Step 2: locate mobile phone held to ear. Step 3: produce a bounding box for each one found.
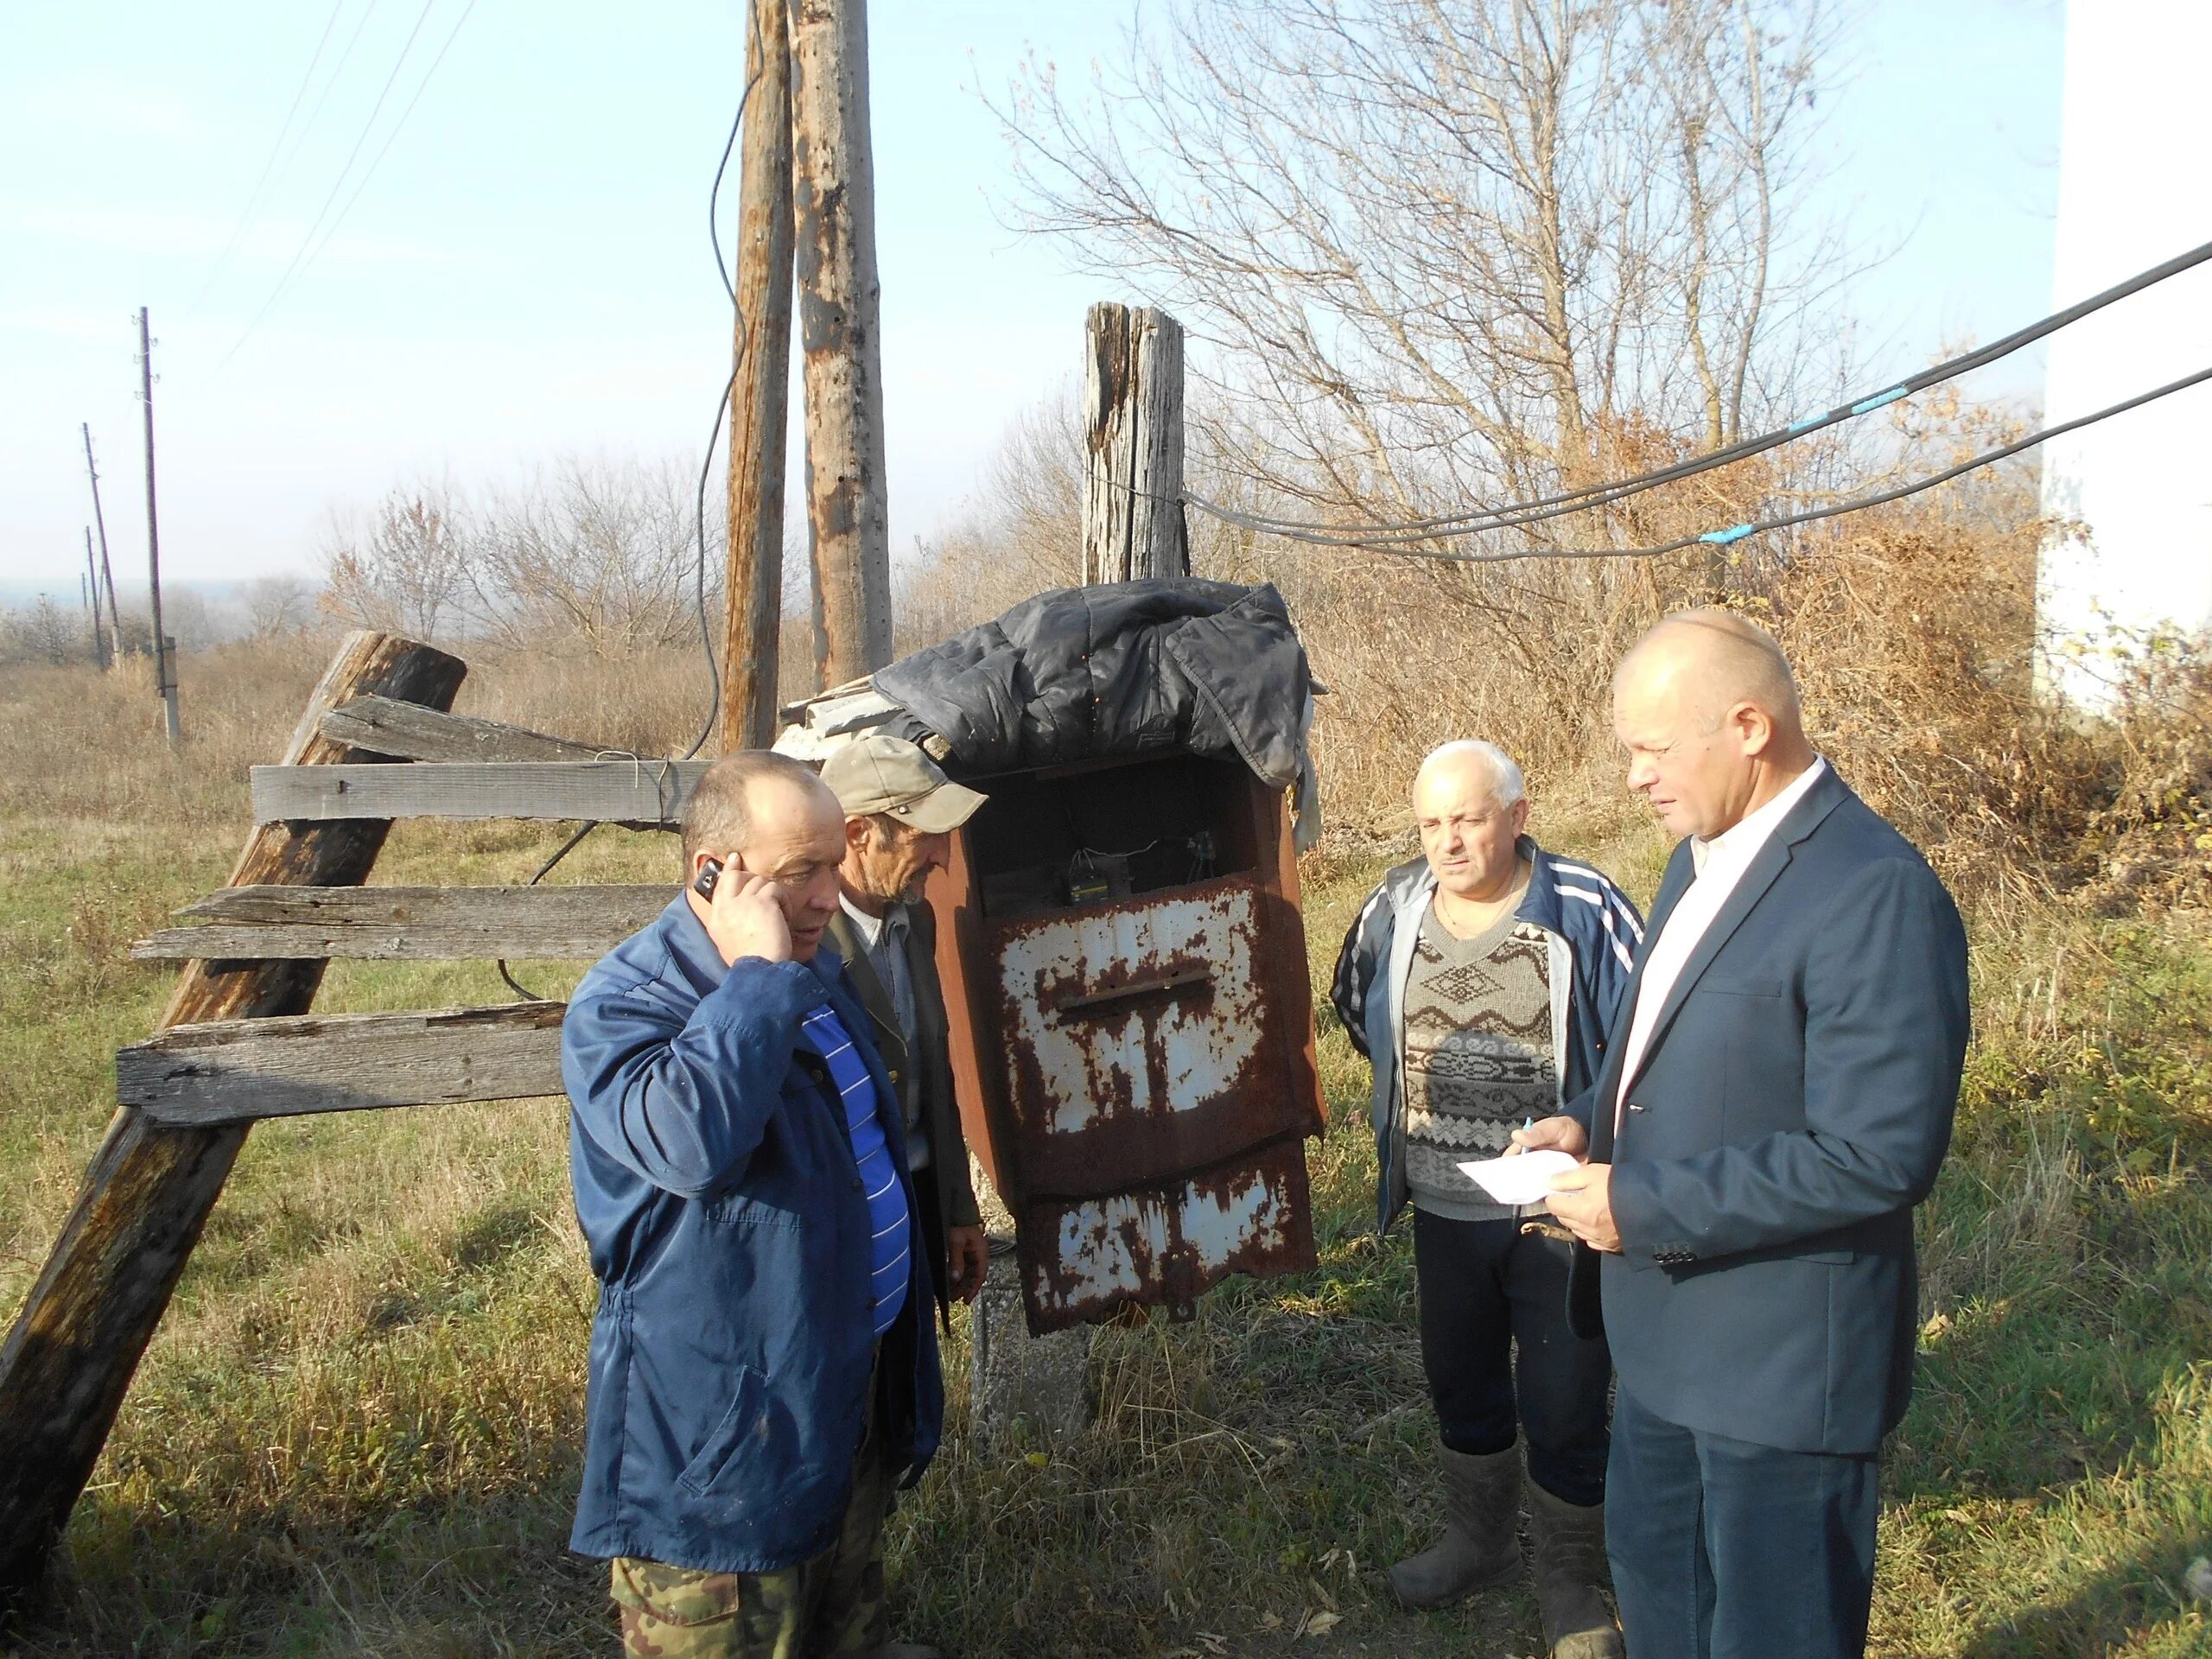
[693,857,724,900]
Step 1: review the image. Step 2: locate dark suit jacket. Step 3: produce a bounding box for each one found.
[1567,766,1969,1456]
[824,899,982,1327]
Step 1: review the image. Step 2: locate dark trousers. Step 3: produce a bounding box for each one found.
[1607,1384,1880,1659]
[1412,1208,1612,1507]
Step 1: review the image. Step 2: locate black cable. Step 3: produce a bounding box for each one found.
[499,35,760,999]
[683,363,739,760]
[495,823,602,1002]
[1202,236,2212,545]
[1205,362,2212,566]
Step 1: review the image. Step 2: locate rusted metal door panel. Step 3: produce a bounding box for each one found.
[1017,1136,1316,1332]
[987,876,1296,1198]
[930,761,1325,1332]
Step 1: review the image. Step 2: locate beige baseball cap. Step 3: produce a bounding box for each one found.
[820,734,988,833]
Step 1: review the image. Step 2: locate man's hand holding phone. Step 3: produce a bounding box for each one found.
[692,855,794,967]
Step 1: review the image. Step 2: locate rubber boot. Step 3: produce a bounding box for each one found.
[1526,1481,1624,1658]
[1388,1445,1522,1608]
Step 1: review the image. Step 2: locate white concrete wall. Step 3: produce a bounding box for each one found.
[2037,0,2212,707]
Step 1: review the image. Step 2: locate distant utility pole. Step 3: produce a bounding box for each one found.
[84,532,110,670]
[721,0,797,750]
[81,423,124,663]
[791,0,893,687]
[138,308,181,745]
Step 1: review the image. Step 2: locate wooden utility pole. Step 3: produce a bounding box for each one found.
[138,308,181,744]
[84,537,109,670]
[82,423,124,663]
[720,0,798,750]
[0,632,467,1607]
[1080,302,1190,584]
[791,0,893,686]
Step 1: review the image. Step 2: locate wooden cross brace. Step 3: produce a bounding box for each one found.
[0,632,467,1605]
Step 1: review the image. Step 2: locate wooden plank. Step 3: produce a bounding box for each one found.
[319,693,607,763]
[118,1004,569,1126]
[0,631,467,1606]
[133,884,672,962]
[721,0,796,750]
[250,760,710,826]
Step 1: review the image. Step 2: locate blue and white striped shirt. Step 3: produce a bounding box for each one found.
[799,1004,910,1337]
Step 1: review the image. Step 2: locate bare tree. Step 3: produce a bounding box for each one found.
[1003,0,1842,521]
[3,597,85,666]
[245,575,319,641]
[467,456,716,658]
[997,0,1849,722]
[322,484,474,641]
[897,392,1084,647]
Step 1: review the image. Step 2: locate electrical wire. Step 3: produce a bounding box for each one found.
[499,33,762,999]
[186,0,350,318]
[289,0,480,297]
[213,0,442,373]
[1192,362,2212,566]
[1200,236,2212,546]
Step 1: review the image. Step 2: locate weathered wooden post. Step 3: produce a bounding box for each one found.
[1081,302,1190,584]
[790,0,893,687]
[0,632,465,1605]
[720,0,798,751]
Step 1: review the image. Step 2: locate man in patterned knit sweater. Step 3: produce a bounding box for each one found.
[1332,741,1643,1659]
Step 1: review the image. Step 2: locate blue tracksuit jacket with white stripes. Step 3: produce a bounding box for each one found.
[1330,836,1644,1234]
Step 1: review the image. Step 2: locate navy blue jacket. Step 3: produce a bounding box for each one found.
[562,896,943,1573]
[1332,836,1643,1234]
[1568,767,1969,1456]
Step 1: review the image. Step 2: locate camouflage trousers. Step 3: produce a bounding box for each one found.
[610,1418,891,1658]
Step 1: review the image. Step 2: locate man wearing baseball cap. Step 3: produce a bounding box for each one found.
[819,734,991,1325]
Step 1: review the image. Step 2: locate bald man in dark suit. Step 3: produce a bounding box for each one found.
[1520,610,1970,1659]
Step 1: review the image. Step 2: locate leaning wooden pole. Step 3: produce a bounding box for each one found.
[791,0,893,686]
[1081,302,1190,584]
[720,0,797,751]
[0,632,466,1607]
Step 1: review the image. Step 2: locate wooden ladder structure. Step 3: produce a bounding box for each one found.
[0,631,696,1605]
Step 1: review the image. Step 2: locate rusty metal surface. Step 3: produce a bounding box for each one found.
[1017,1137,1316,1332]
[929,762,1325,1332]
[986,876,1290,1198]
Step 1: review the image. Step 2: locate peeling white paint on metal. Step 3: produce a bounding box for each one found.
[995,884,1263,1136]
[1033,1163,1291,1308]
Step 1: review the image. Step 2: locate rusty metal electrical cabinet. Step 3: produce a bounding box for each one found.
[928,749,1325,1333]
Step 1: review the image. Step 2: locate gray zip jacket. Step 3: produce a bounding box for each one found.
[1330,836,1643,1233]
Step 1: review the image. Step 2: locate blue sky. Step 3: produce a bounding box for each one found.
[3,0,2066,597]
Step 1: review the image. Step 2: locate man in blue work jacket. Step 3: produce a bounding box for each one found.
[563,749,944,1659]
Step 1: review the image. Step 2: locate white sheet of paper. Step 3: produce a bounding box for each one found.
[1456,1149,1579,1206]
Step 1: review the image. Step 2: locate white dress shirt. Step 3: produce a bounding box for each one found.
[1612,759,1828,1129]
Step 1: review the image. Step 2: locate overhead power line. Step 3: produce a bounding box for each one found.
[214,0,445,372]
[1187,363,2212,565]
[1201,235,2212,547]
[289,0,480,294]
[185,0,350,318]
